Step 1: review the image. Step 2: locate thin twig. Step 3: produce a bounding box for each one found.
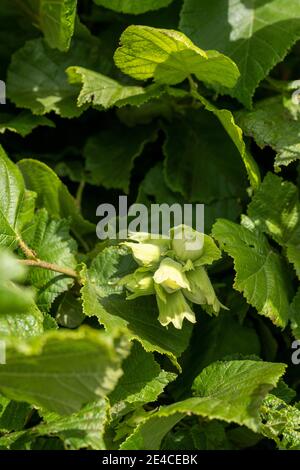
[18,259,78,279]
[17,235,38,260]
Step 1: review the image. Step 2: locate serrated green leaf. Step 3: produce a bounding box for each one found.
[237,95,300,168]
[0,111,54,137]
[67,66,164,109]
[0,398,108,450]
[248,173,300,278]
[84,122,157,192]
[260,394,300,450]
[18,158,94,237]
[180,0,300,107]
[0,304,44,339]
[212,219,290,327]
[173,311,261,399]
[163,109,247,203]
[35,399,109,449]
[93,0,174,14]
[22,209,77,312]
[121,360,286,449]
[81,246,193,367]
[114,25,239,88]
[7,37,101,117]
[110,342,176,417]
[0,327,129,415]
[22,0,77,51]
[0,146,26,248]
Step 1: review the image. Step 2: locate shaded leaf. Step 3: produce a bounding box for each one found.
[163,109,247,203]
[237,95,300,168]
[84,122,157,192]
[121,360,286,449]
[212,219,290,327]
[7,37,102,117]
[93,0,174,14]
[180,0,300,107]
[248,173,300,278]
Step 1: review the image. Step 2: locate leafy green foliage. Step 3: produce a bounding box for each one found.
[212,219,291,327]
[84,123,157,192]
[18,158,94,237]
[0,328,129,414]
[0,0,299,451]
[0,146,27,248]
[180,0,300,107]
[7,37,102,117]
[20,0,77,51]
[121,360,286,449]
[163,109,247,202]
[22,209,77,312]
[81,246,193,365]
[93,0,174,15]
[237,95,300,168]
[248,173,300,279]
[114,25,239,87]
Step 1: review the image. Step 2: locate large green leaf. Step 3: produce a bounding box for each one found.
[18,159,94,237]
[84,123,157,192]
[212,219,290,327]
[163,109,247,203]
[121,360,286,449]
[114,25,239,88]
[248,173,300,278]
[81,247,193,366]
[173,311,261,399]
[236,95,300,168]
[180,0,300,107]
[7,37,101,117]
[0,327,129,415]
[93,0,174,14]
[0,146,26,248]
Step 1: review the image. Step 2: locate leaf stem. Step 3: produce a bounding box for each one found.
[18,259,78,279]
[187,75,198,95]
[75,180,85,210]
